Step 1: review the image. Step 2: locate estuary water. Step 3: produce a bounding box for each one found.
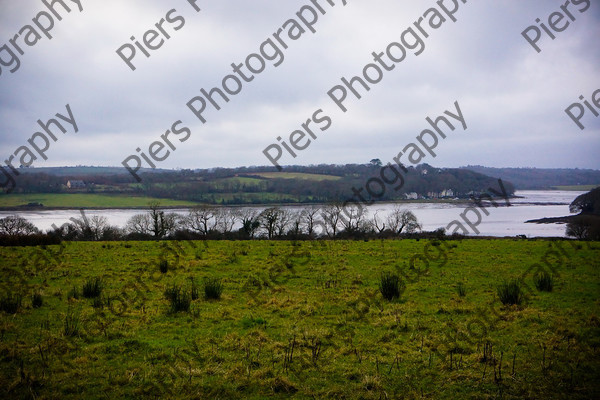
[0,190,585,238]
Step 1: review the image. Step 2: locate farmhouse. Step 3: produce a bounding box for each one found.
[66,180,86,189]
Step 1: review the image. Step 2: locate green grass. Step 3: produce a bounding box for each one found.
[552,184,600,191]
[248,172,342,181]
[202,192,305,204]
[0,193,200,208]
[218,176,266,185]
[0,239,598,399]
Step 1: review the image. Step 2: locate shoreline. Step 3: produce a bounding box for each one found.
[0,197,525,212]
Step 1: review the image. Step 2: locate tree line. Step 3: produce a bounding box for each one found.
[0,203,425,244]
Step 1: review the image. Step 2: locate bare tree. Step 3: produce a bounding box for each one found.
[259,207,282,239]
[125,214,152,236]
[0,215,39,236]
[69,215,109,240]
[321,204,343,237]
[275,209,293,237]
[302,206,321,238]
[387,207,421,234]
[372,211,387,234]
[184,206,216,235]
[288,210,304,237]
[215,208,237,233]
[340,205,367,234]
[91,216,112,240]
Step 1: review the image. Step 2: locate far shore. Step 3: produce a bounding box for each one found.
[0,196,528,212]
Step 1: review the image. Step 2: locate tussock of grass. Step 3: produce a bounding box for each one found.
[32,292,43,308]
[497,280,524,305]
[204,278,223,300]
[63,308,80,336]
[534,271,554,292]
[82,277,103,298]
[164,285,191,312]
[379,272,403,301]
[159,260,169,273]
[0,293,22,314]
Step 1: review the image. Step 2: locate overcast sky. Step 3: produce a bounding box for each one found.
[1,0,599,172]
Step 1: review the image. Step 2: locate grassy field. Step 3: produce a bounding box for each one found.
[0,194,200,208]
[248,172,342,181]
[0,239,598,399]
[551,185,599,191]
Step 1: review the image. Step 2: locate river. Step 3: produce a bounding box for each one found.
[0,190,584,238]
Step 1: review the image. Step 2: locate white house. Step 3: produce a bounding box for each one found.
[66,180,86,189]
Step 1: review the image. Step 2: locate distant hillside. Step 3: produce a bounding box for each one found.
[2,163,514,206]
[462,166,600,190]
[17,166,166,176]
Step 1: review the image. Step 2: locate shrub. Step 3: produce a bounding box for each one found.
[204,278,223,300]
[497,280,524,305]
[457,282,466,297]
[82,277,103,298]
[32,292,43,308]
[159,260,169,273]
[534,272,554,292]
[379,272,403,301]
[0,293,22,314]
[164,285,191,312]
[63,308,80,337]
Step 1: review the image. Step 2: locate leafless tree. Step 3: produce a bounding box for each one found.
[321,203,344,237]
[372,211,387,234]
[259,207,282,239]
[215,208,237,233]
[69,215,109,240]
[89,216,109,240]
[288,210,304,237]
[275,209,293,237]
[387,207,421,234]
[340,205,368,234]
[301,206,321,237]
[0,215,39,236]
[125,213,152,236]
[184,206,216,235]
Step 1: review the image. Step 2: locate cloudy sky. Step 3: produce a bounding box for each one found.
[1,0,599,172]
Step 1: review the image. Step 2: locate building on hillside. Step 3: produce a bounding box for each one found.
[66,180,86,189]
[441,189,454,197]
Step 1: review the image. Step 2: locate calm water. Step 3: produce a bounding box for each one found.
[0,190,584,238]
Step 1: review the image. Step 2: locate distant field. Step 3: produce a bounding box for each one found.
[199,192,306,204]
[248,172,342,181]
[0,194,200,208]
[0,239,598,399]
[552,185,599,191]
